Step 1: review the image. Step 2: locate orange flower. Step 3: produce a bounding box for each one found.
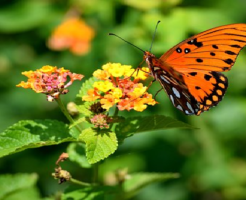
[82,63,157,111]
[48,17,95,55]
[17,65,84,101]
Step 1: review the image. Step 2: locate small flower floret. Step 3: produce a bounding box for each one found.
[17,65,84,101]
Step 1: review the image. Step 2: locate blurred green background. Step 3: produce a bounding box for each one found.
[1,0,246,199]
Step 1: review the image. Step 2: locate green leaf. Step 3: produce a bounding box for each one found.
[0,173,39,199]
[62,185,118,200]
[115,115,195,141]
[79,128,118,164]
[123,172,179,199]
[76,102,94,117]
[0,1,53,33]
[0,120,75,158]
[77,77,98,98]
[4,187,40,200]
[67,143,91,168]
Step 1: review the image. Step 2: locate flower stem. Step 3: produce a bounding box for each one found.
[70,178,91,187]
[55,97,82,133]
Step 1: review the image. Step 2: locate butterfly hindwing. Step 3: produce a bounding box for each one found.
[182,70,228,115]
[153,66,200,115]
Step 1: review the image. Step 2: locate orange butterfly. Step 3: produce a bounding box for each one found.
[110,23,246,115]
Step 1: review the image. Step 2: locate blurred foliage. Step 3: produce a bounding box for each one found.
[1,0,246,199]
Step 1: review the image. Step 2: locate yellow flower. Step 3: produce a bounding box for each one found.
[133,67,150,80]
[110,88,122,99]
[93,81,114,93]
[102,63,113,71]
[144,94,157,105]
[107,63,125,77]
[100,94,116,110]
[16,81,32,89]
[133,99,148,112]
[82,89,100,101]
[93,69,109,80]
[129,84,147,98]
[38,65,57,74]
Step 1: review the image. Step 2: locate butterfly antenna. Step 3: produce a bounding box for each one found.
[149,20,161,52]
[109,33,145,53]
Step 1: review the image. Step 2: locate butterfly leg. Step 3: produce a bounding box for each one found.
[153,87,163,100]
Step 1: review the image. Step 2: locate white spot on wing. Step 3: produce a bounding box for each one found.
[186,102,194,113]
[176,105,183,111]
[170,95,174,105]
[160,75,170,84]
[185,110,191,115]
[172,87,180,98]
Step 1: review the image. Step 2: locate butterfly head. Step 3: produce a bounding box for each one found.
[144,51,155,64]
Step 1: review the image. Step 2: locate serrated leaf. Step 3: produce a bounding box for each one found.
[0,120,75,158]
[115,115,195,141]
[77,77,98,98]
[67,143,91,168]
[62,185,118,200]
[0,173,38,199]
[79,128,118,164]
[76,101,94,116]
[123,172,179,198]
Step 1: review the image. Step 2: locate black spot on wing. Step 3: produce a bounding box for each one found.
[176,48,182,53]
[204,74,212,81]
[189,72,197,76]
[196,58,203,63]
[210,52,215,56]
[230,44,241,48]
[187,38,203,47]
[225,50,236,55]
[184,48,190,54]
[224,59,233,65]
[212,45,218,49]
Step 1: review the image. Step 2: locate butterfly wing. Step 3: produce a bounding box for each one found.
[161,23,246,72]
[159,23,246,115]
[154,68,201,115]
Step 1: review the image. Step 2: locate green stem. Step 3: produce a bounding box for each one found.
[93,163,99,184]
[70,178,91,187]
[55,97,82,133]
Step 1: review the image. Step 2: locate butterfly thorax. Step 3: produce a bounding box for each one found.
[144,51,183,83]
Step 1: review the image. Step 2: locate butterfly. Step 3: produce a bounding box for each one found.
[110,23,246,115]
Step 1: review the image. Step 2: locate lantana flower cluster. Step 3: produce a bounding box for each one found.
[82,63,157,112]
[48,17,95,55]
[17,65,84,102]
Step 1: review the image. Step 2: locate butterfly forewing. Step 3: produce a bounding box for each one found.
[161,23,246,72]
